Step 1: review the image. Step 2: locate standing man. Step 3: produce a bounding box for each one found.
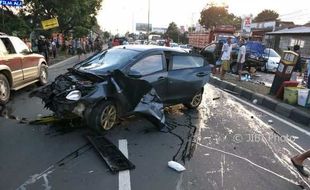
[291,45,302,80]
[237,39,246,81]
[291,150,310,177]
[164,36,171,47]
[220,37,233,80]
[51,39,57,59]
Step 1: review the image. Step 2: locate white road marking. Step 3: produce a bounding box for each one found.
[197,142,309,187]
[118,139,131,190]
[219,88,310,137]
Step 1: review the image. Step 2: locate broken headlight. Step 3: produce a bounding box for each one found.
[66,90,82,101]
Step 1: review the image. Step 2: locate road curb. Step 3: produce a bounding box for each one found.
[209,76,310,127]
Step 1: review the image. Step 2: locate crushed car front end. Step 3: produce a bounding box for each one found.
[31,70,112,120]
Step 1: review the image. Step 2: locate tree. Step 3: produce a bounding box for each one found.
[0,6,31,37]
[165,22,180,42]
[21,0,102,37]
[254,9,279,22]
[199,6,241,30]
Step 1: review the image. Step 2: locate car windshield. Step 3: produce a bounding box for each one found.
[264,48,280,57]
[75,48,139,72]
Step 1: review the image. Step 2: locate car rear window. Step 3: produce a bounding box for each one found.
[172,55,204,70]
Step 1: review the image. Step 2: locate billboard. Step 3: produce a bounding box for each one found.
[242,16,252,33]
[0,0,23,6]
[136,23,152,32]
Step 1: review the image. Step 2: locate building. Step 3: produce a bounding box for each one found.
[265,26,310,58]
[250,21,295,41]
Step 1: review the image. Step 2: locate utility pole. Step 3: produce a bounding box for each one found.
[147,0,150,41]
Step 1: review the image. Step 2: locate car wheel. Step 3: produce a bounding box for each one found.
[38,65,48,85]
[0,74,10,105]
[184,90,203,109]
[90,101,117,131]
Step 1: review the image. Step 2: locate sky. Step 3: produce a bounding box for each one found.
[96,0,310,34]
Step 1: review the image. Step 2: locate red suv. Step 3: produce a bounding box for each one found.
[0,34,48,104]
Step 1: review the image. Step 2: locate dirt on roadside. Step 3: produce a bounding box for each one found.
[213,73,271,95]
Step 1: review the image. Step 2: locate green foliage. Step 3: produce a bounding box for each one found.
[165,22,180,42]
[254,9,279,22]
[21,0,102,37]
[0,7,31,37]
[199,6,241,29]
[179,32,189,44]
[102,31,110,39]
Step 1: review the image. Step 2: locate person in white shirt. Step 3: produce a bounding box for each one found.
[237,39,246,81]
[220,37,232,80]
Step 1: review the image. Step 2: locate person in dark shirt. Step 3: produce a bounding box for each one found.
[291,45,302,80]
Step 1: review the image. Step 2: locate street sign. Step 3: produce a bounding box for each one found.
[0,0,23,7]
[41,17,59,30]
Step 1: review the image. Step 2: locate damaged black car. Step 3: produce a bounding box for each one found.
[31,45,211,131]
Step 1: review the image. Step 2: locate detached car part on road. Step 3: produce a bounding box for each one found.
[31,45,210,131]
[0,34,48,104]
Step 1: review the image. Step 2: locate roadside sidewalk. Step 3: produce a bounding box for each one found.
[209,74,310,127]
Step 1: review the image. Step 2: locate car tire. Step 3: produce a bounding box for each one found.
[184,90,203,109]
[38,65,48,86]
[89,100,117,131]
[0,73,10,105]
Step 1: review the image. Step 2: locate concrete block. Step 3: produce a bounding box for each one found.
[262,96,278,111]
[289,109,310,126]
[211,78,221,87]
[275,103,295,118]
[219,81,228,89]
[240,89,253,100]
[234,86,243,95]
[225,82,236,92]
[251,93,265,105]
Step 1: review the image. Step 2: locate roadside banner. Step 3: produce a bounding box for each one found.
[0,0,23,6]
[41,17,59,30]
[242,16,252,33]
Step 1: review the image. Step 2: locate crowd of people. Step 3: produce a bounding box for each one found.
[215,38,310,89]
[23,34,104,63]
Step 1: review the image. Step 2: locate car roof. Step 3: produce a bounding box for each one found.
[113,45,185,53]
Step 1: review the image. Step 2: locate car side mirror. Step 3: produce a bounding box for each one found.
[127,70,142,78]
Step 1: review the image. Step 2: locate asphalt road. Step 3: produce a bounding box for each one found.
[0,54,309,190]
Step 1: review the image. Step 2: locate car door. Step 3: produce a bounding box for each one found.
[0,37,24,87]
[10,37,39,82]
[200,43,217,64]
[166,53,210,104]
[127,52,168,101]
